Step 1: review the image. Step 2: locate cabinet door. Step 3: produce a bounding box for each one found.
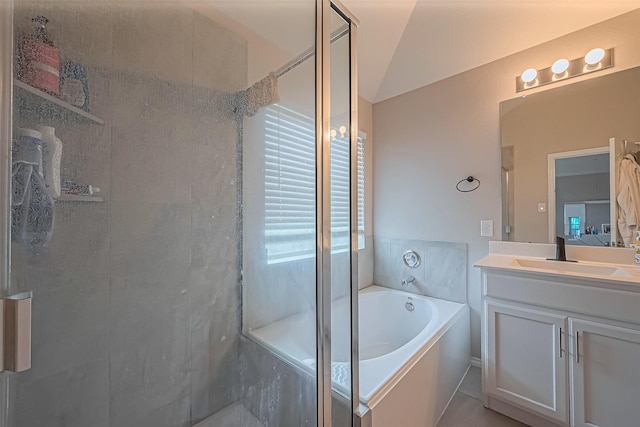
[570,319,640,427]
[486,301,569,424]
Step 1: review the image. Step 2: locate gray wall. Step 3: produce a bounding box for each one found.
[11,3,246,426]
[372,9,640,359]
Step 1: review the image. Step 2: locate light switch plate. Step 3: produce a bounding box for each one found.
[481,220,494,237]
[538,203,546,213]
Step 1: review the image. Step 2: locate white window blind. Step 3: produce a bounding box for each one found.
[357,136,365,249]
[264,104,365,263]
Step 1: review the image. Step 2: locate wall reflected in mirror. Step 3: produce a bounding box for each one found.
[501,66,640,247]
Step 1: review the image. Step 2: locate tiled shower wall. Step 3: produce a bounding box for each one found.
[11,4,246,426]
[373,237,467,303]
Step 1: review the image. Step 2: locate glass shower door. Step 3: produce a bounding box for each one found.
[1,0,359,426]
[0,1,333,427]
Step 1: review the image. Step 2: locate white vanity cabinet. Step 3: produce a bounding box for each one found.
[485,301,568,424]
[569,319,640,427]
[479,269,640,427]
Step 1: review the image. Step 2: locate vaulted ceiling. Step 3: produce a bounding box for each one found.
[204,0,640,104]
[344,0,640,102]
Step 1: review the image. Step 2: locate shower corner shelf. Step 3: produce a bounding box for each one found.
[55,194,104,203]
[13,79,105,125]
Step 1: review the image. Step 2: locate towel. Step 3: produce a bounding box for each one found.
[617,154,640,246]
[246,72,279,116]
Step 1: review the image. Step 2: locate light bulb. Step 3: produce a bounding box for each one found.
[585,48,605,65]
[521,68,537,83]
[339,125,347,137]
[551,58,569,74]
[330,129,337,138]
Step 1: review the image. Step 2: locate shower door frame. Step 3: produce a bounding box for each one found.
[316,0,361,425]
[0,1,14,426]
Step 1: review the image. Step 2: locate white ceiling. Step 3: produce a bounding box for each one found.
[202,0,640,103]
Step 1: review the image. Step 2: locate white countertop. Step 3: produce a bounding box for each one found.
[474,242,640,289]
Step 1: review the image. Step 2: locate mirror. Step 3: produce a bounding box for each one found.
[500,66,640,247]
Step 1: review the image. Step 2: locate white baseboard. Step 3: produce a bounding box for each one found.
[470,356,481,368]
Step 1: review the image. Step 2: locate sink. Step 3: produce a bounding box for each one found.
[511,258,631,278]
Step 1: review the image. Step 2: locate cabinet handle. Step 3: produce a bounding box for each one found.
[559,327,563,358]
[576,331,580,363]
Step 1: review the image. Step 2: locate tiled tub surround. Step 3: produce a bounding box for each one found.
[374,237,467,303]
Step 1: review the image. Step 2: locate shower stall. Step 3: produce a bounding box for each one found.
[0,1,360,426]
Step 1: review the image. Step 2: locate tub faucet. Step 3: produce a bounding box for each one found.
[401,275,415,287]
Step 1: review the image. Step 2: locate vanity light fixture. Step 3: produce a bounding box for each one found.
[521,68,537,83]
[585,48,605,65]
[516,47,613,92]
[551,58,569,74]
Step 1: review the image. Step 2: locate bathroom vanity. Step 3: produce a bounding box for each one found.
[475,242,640,427]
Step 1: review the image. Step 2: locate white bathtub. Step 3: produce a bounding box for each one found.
[249,285,470,425]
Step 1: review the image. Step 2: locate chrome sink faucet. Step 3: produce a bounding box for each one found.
[401,275,416,287]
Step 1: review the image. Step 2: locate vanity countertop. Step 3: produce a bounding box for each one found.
[474,241,640,290]
[475,253,640,284]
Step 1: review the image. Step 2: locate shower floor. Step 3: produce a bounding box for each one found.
[194,403,264,427]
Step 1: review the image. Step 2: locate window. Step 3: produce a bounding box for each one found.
[569,216,581,239]
[264,104,365,263]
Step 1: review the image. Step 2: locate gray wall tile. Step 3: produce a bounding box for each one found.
[112,5,193,85]
[110,76,192,205]
[13,358,110,427]
[374,236,467,303]
[109,276,191,427]
[190,261,241,419]
[239,338,317,427]
[11,4,250,426]
[110,202,191,284]
[358,235,374,289]
[26,278,109,382]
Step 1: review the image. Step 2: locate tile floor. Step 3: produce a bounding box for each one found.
[437,366,528,427]
[194,403,264,427]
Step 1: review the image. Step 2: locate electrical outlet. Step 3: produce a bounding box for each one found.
[481,220,494,237]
